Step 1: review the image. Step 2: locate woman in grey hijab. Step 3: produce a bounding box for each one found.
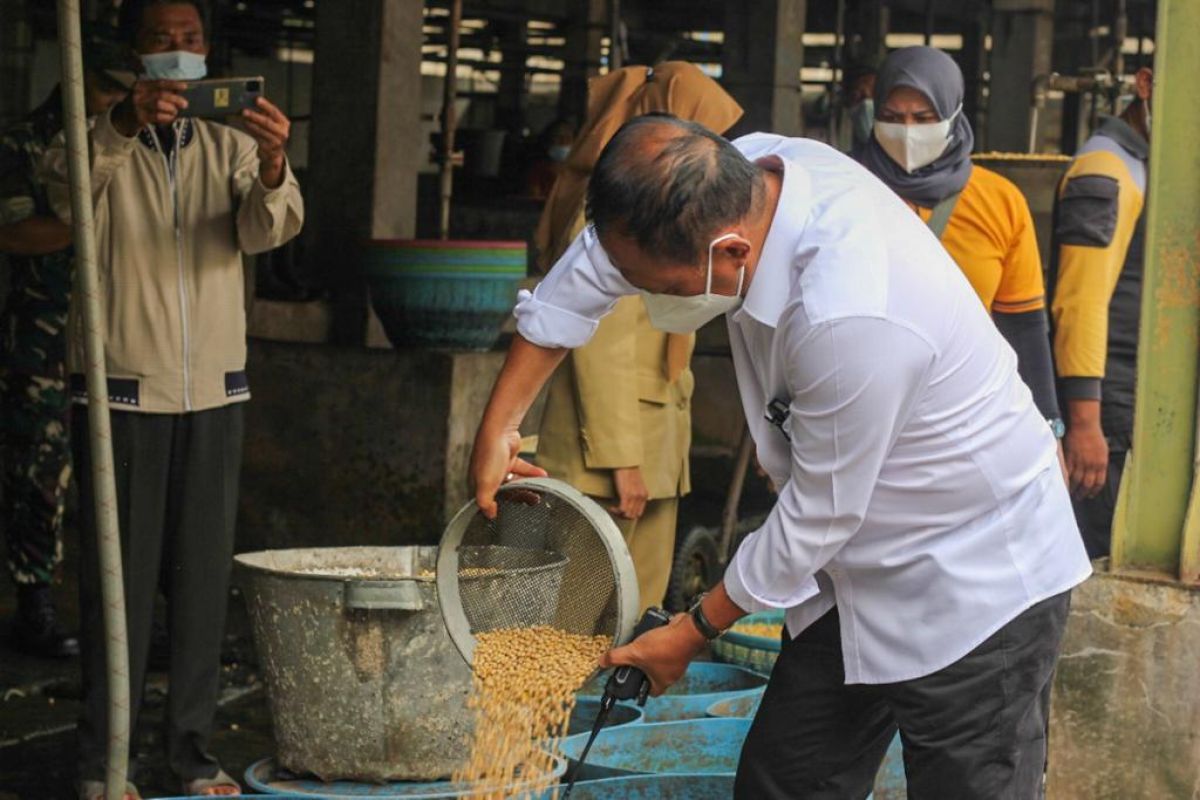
[862,46,974,205]
[864,46,1066,449]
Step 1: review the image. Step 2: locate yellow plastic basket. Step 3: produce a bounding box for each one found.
[710,610,785,676]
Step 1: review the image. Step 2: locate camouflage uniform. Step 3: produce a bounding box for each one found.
[0,87,72,586]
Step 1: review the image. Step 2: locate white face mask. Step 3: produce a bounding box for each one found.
[140,50,207,81]
[873,105,960,173]
[642,233,745,334]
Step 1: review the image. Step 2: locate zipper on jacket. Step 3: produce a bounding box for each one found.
[151,123,193,411]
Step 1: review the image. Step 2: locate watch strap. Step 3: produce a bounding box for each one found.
[689,594,725,640]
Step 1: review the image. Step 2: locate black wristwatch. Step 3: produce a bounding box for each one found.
[688,593,726,641]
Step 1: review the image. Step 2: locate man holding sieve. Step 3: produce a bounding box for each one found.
[469,114,1090,799]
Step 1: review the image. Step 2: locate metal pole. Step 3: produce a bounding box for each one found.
[438,0,462,240]
[54,2,129,799]
[718,427,755,562]
[1111,0,1200,579]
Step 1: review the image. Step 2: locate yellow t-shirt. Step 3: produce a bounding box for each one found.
[909,165,1045,314]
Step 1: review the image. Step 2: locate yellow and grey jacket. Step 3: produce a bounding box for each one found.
[42,108,304,413]
[1047,115,1147,446]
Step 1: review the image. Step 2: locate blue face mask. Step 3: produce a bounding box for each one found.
[140,50,207,81]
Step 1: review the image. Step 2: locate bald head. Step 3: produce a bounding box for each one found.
[587,114,763,266]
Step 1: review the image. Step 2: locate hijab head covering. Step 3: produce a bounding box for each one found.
[861,46,974,208]
[533,61,743,270]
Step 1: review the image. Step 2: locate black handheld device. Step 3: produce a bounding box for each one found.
[561,607,673,798]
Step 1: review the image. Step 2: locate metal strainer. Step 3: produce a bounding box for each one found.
[437,477,640,666]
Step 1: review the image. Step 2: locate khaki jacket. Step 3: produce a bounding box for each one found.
[537,294,694,500]
[44,109,304,413]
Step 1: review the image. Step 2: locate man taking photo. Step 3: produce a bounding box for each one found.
[44,1,303,796]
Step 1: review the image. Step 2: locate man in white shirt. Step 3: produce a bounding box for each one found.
[470,115,1092,798]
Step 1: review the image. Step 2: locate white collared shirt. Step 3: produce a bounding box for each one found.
[515,133,1091,684]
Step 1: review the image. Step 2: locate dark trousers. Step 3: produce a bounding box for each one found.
[74,404,243,783]
[1072,448,1126,559]
[735,592,1071,800]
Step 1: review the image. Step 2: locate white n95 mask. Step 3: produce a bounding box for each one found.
[140,50,207,81]
[873,105,960,173]
[642,233,745,334]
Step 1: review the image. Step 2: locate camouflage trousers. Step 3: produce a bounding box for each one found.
[0,369,71,585]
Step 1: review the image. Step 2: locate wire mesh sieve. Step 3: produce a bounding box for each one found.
[437,477,640,666]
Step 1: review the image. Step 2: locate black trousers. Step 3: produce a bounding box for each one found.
[74,405,244,783]
[735,592,1071,800]
[1072,448,1126,559]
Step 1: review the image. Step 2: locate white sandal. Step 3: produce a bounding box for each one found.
[182,767,241,796]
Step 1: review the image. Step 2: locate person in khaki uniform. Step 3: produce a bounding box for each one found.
[533,62,742,612]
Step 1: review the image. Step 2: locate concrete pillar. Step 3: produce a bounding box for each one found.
[494,18,529,138]
[239,341,545,550]
[959,13,988,147]
[721,0,807,137]
[986,0,1054,153]
[1048,567,1200,799]
[558,0,605,125]
[846,0,888,70]
[306,0,423,344]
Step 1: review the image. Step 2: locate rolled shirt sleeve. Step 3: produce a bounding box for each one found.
[514,225,637,349]
[724,314,937,612]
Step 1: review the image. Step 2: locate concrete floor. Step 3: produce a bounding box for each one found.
[0,528,277,800]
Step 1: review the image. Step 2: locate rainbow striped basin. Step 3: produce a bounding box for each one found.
[365,239,526,350]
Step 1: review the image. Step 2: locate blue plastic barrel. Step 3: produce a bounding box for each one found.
[567,697,644,736]
[872,733,907,799]
[364,239,526,351]
[558,718,751,781]
[578,662,767,722]
[536,773,735,799]
[245,756,565,798]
